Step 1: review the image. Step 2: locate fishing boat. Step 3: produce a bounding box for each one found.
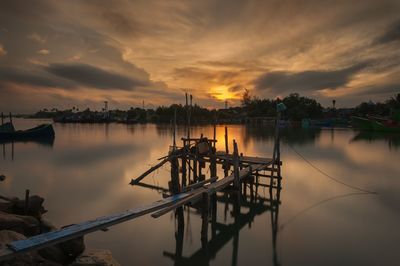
[0,124,55,141]
[351,116,400,132]
[0,122,15,133]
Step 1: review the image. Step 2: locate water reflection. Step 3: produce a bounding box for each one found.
[243,126,321,145]
[2,119,400,265]
[351,131,400,149]
[164,179,282,266]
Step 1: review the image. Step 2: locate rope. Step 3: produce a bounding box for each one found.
[280,191,374,231]
[288,144,377,194]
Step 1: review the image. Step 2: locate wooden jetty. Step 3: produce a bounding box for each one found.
[0,98,285,262]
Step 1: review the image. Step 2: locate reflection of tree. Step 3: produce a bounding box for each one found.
[351,131,400,150]
[164,179,282,266]
[243,126,321,146]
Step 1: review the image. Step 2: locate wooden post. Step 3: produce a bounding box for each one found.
[175,207,184,259]
[199,160,203,181]
[193,155,198,182]
[210,140,217,180]
[188,94,192,140]
[224,126,230,177]
[185,93,189,139]
[213,123,216,149]
[210,194,217,239]
[270,103,285,193]
[233,140,240,189]
[201,192,209,247]
[224,126,229,154]
[24,189,30,214]
[9,112,12,124]
[232,190,240,266]
[181,141,187,188]
[173,108,176,150]
[1,112,3,125]
[170,152,181,194]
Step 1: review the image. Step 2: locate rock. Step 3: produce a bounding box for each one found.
[58,224,85,260]
[40,218,58,233]
[13,195,47,217]
[71,249,120,266]
[0,229,26,246]
[38,224,84,264]
[39,245,70,265]
[0,211,40,236]
[0,230,62,266]
[0,201,13,213]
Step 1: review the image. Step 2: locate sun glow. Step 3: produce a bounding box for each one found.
[209,85,238,101]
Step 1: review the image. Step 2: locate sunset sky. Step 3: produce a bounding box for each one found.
[1,0,400,113]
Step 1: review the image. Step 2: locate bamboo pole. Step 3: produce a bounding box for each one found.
[173,108,177,150]
[224,126,230,176]
[181,140,187,188]
[233,140,240,189]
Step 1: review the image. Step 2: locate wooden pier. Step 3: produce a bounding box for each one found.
[0,100,285,262]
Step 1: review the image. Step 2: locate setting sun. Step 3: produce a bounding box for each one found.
[210,85,238,101]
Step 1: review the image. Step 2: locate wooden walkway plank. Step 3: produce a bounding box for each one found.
[151,164,265,218]
[2,193,190,258]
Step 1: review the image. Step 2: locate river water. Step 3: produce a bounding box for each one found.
[1,119,400,265]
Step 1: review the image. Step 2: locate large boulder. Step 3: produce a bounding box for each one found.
[0,230,61,266]
[40,218,58,233]
[38,225,85,264]
[12,195,47,217]
[0,212,40,236]
[71,249,120,266]
[0,195,47,218]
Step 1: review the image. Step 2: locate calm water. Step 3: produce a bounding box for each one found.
[1,119,400,265]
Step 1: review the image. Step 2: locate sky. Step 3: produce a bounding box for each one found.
[0,0,400,113]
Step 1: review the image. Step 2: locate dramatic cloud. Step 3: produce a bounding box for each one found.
[375,20,400,44]
[254,63,370,94]
[45,63,148,91]
[0,66,75,89]
[1,0,400,111]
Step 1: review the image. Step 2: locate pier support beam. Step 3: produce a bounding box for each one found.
[233,140,240,189]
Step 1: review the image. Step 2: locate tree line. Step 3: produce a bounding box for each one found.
[30,92,400,123]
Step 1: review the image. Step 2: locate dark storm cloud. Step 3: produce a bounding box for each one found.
[45,63,148,90]
[375,19,400,44]
[254,63,370,93]
[0,66,75,89]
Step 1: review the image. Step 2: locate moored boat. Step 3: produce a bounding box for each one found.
[0,122,15,133]
[351,116,400,132]
[0,124,55,140]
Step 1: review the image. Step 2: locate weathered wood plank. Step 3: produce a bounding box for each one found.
[130,157,170,184]
[3,193,190,257]
[151,164,266,218]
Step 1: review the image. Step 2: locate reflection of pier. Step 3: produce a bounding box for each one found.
[163,178,281,266]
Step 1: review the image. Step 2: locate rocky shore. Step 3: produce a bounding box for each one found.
[0,194,120,266]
